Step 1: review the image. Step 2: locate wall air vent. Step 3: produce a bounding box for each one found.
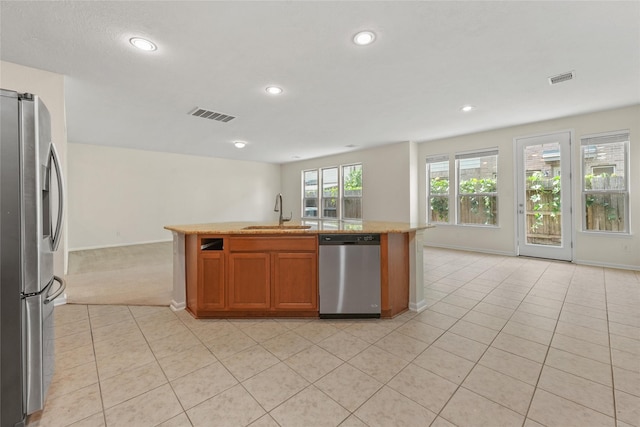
[188,107,236,123]
[548,71,575,85]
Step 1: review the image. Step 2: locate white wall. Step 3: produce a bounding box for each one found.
[409,141,419,224]
[418,105,640,269]
[281,141,415,223]
[68,143,281,250]
[0,61,68,275]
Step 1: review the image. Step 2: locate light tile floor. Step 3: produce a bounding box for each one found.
[28,248,639,427]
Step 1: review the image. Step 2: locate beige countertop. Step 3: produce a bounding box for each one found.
[164,220,433,235]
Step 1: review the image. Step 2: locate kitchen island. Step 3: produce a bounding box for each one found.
[164,220,430,319]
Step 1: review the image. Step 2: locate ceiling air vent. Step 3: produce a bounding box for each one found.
[188,107,236,123]
[548,71,575,85]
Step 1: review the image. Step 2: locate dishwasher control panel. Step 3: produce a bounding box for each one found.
[318,234,381,245]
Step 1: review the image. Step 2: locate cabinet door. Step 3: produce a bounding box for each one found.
[198,252,225,311]
[228,253,270,309]
[272,252,317,310]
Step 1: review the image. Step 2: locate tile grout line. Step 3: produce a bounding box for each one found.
[288,318,405,424]
[172,315,267,425]
[242,310,424,424]
[602,268,619,427]
[419,256,541,426]
[520,262,575,426]
[521,265,621,423]
[86,305,109,427]
[433,259,554,426]
[231,318,390,425]
[178,315,356,425]
[128,307,197,426]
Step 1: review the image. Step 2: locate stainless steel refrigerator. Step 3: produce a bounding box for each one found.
[1,89,66,426]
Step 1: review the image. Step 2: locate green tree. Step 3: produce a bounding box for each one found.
[344,167,362,191]
[527,172,560,231]
[429,177,449,221]
[458,178,497,224]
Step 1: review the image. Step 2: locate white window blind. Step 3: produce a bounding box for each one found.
[455,149,499,160]
[426,154,449,163]
[580,131,629,146]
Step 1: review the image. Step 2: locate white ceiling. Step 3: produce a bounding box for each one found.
[1,1,639,164]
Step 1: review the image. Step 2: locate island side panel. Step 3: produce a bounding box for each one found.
[390,232,410,317]
[380,232,410,318]
[185,234,198,315]
[380,233,390,317]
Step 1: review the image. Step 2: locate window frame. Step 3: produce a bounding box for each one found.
[341,163,363,220]
[580,130,630,234]
[302,169,319,219]
[301,163,363,220]
[426,155,450,224]
[455,149,499,227]
[321,167,339,218]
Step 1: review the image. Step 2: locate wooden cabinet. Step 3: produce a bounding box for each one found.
[198,252,225,310]
[228,252,270,309]
[272,252,317,310]
[380,233,409,318]
[186,234,318,318]
[230,236,318,314]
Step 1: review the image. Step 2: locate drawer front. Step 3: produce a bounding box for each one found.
[229,236,317,252]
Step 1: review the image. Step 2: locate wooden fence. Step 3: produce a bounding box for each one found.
[585,194,625,231]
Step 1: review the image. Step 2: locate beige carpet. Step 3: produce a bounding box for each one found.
[65,242,173,306]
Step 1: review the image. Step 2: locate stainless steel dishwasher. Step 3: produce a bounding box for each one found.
[318,234,381,318]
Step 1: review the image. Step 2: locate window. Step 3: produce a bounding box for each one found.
[426,155,450,223]
[302,170,318,218]
[456,150,498,225]
[302,163,363,220]
[342,164,362,219]
[591,165,615,176]
[322,167,338,218]
[581,131,629,232]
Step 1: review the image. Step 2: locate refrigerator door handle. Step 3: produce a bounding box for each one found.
[44,276,66,304]
[49,142,64,251]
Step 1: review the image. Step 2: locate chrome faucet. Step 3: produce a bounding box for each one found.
[274,193,292,226]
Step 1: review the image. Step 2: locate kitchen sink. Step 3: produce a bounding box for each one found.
[243,225,312,230]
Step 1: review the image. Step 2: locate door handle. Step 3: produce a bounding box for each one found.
[49,142,65,251]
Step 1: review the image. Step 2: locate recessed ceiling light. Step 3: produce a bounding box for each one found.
[353,31,376,46]
[233,141,246,149]
[129,37,157,51]
[460,105,475,112]
[265,86,283,95]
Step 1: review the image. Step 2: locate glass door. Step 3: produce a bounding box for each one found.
[516,132,572,261]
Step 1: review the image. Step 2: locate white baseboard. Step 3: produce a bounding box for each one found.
[424,243,515,257]
[53,293,68,306]
[425,244,639,271]
[170,300,186,312]
[574,259,640,272]
[409,299,428,313]
[69,239,173,252]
